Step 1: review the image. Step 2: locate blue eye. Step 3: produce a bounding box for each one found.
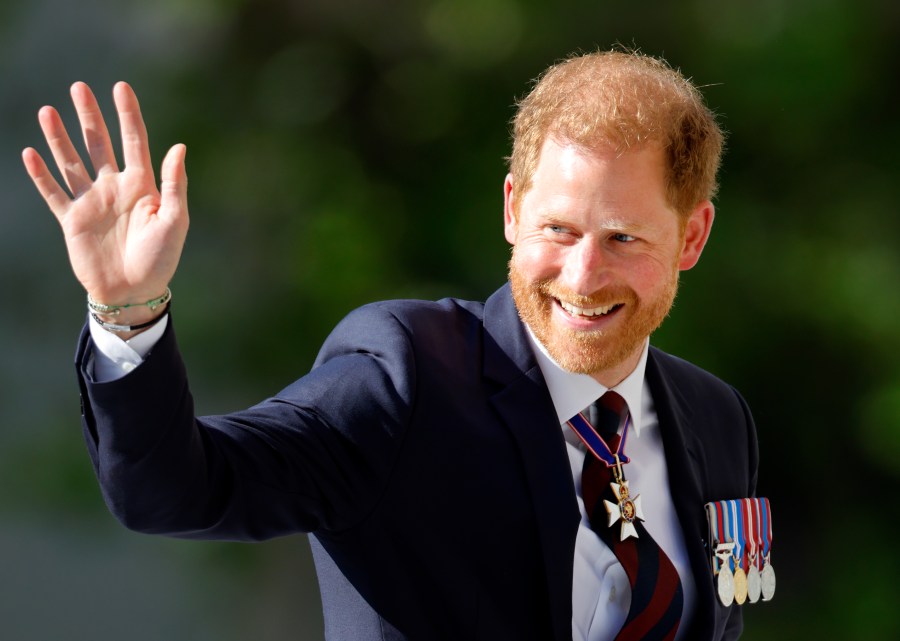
[613,233,636,243]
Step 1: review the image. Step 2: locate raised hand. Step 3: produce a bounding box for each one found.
[22,81,189,328]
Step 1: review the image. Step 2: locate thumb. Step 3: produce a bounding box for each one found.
[159,143,188,222]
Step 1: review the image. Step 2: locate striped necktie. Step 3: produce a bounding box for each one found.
[578,391,684,641]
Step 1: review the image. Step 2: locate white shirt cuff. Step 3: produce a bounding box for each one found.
[88,313,169,382]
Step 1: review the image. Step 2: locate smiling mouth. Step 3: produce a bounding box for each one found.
[557,299,623,318]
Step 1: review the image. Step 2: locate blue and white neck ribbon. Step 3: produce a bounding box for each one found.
[566,411,631,468]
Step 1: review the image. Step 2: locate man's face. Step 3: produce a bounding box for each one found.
[504,138,713,386]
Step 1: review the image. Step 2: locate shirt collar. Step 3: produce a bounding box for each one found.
[525,328,649,437]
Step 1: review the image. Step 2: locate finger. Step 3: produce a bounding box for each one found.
[113,82,153,174]
[37,105,93,197]
[71,81,118,174]
[22,147,73,220]
[159,143,189,225]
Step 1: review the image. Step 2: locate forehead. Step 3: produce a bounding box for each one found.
[535,135,664,175]
[523,138,671,216]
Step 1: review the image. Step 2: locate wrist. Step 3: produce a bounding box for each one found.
[87,288,172,339]
[90,305,169,340]
[87,287,171,317]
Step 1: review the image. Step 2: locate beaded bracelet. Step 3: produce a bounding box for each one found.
[87,287,172,316]
[89,305,169,333]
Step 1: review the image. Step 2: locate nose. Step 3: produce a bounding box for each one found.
[559,238,613,296]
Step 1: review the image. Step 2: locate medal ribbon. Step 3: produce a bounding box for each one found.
[742,499,756,570]
[719,500,735,572]
[715,501,729,571]
[753,498,763,570]
[731,500,745,571]
[762,497,773,561]
[706,502,720,573]
[566,412,631,467]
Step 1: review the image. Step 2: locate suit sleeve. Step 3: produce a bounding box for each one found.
[77,304,417,541]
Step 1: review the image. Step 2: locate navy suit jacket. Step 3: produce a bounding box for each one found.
[76,284,757,640]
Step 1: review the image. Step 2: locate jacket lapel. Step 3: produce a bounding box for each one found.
[645,349,716,639]
[483,285,580,641]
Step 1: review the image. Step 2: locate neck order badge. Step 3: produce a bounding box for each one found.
[566,393,641,541]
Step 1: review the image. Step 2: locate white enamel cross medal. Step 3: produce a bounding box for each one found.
[565,404,642,541]
[603,479,645,541]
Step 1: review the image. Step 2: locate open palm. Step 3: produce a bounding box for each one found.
[23,81,188,311]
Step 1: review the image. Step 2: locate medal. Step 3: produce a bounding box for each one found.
[747,563,761,604]
[730,500,748,605]
[760,497,776,601]
[567,410,642,541]
[732,570,748,605]
[745,499,761,604]
[706,502,735,606]
[604,476,645,541]
[718,500,740,606]
[715,541,735,607]
[761,561,776,601]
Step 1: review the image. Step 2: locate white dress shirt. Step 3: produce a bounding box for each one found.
[88,314,168,382]
[526,331,696,641]
[89,315,697,639]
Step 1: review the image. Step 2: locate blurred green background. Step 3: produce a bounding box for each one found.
[3,0,899,639]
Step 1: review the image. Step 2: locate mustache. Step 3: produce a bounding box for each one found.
[536,279,636,308]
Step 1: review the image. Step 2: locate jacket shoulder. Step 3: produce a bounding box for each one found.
[317,297,484,355]
[649,346,742,404]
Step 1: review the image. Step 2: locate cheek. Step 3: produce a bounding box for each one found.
[511,241,562,281]
[629,256,679,296]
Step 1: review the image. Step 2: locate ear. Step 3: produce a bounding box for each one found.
[678,200,715,271]
[503,173,518,245]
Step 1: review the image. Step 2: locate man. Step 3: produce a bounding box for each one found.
[23,50,757,640]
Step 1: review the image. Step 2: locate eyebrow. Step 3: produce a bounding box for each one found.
[539,212,649,234]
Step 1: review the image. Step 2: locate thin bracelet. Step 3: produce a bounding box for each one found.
[87,287,172,316]
[89,305,169,333]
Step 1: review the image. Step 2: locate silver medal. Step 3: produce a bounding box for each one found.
[747,564,761,604]
[761,560,776,601]
[714,542,736,607]
[717,565,735,607]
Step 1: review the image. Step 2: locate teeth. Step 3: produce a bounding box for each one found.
[560,300,616,317]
